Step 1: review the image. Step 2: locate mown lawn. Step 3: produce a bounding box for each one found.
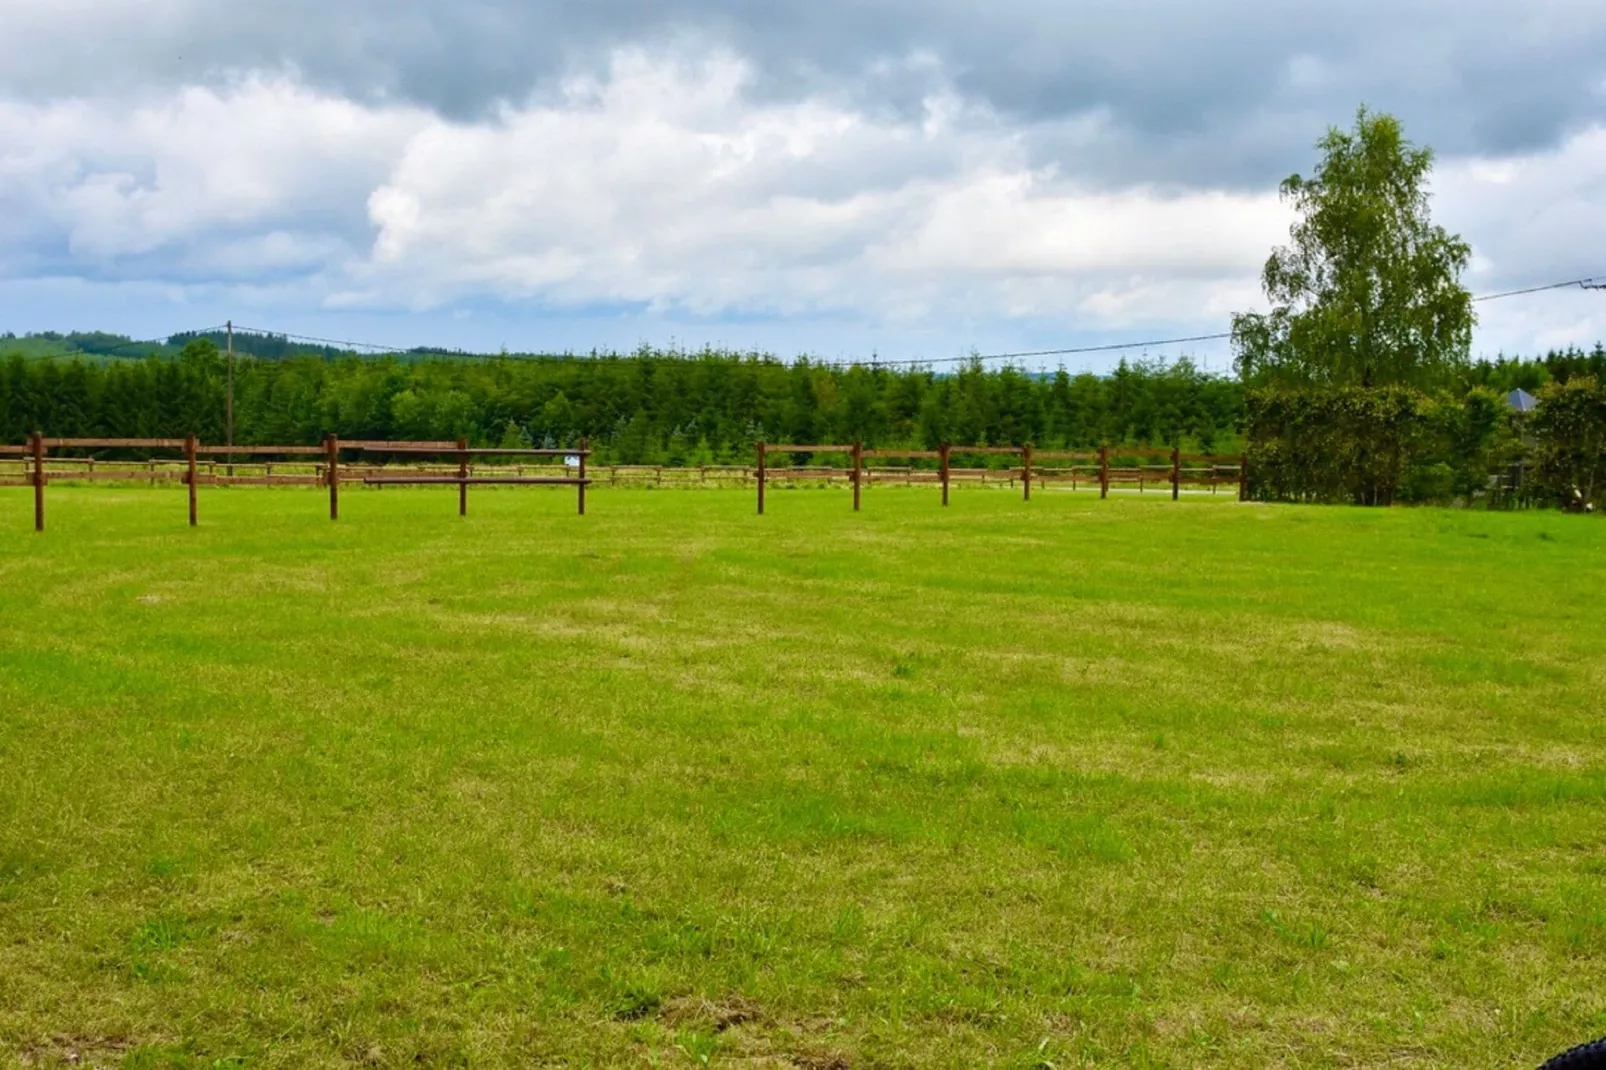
[1,485,1604,1068]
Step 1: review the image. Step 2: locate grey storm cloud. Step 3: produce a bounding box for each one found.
[5,0,1606,187]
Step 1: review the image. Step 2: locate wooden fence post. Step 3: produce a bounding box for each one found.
[31,430,45,532]
[940,444,951,507]
[186,433,198,526]
[1023,443,1033,502]
[577,437,588,516]
[756,442,766,515]
[1171,446,1181,502]
[852,442,862,512]
[326,434,340,520]
[1238,453,1249,502]
[457,436,469,517]
[1099,446,1110,499]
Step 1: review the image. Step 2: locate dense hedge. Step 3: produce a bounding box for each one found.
[1528,377,1606,509]
[1245,381,1606,508]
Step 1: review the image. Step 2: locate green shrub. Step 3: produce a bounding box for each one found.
[1246,385,1509,506]
[1529,377,1606,508]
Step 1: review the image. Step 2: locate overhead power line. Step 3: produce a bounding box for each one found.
[895,332,1235,368]
[8,274,1600,370]
[884,275,1606,369]
[169,273,1606,369]
[228,324,409,353]
[1471,276,1604,302]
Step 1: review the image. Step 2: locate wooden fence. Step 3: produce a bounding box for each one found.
[6,432,1247,531]
[7,434,591,531]
[755,442,1247,513]
[354,440,590,518]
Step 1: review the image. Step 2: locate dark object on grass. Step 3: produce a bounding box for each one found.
[1541,1036,1606,1069]
[1562,488,1595,514]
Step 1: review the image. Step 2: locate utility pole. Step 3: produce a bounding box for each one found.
[225,321,235,476]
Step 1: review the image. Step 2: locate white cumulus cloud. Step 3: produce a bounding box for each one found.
[352,50,1290,330]
[0,41,1601,359]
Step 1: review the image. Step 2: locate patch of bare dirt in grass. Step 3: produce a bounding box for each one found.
[654,1000,860,1068]
[789,1055,852,1070]
[17,1034,136,1068]
[660,994,766,1033]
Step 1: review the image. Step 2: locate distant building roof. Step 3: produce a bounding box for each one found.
[1507,388,1538,413]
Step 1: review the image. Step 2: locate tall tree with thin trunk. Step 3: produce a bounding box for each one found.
[1234,107,1474,389]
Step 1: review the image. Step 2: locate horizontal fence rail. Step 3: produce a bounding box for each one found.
[362,476,594,486]
[193,445,327,456]
[359,446,591,457]
[43,436,190,449]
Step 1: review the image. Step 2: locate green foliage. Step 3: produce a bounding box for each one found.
[1234,108,1474,389]
[1529,376,1606,508]
[0,350,1245,460]
[1539,342,1606,385]
[1246,385,1509,505]
[1435,387,1514,502]
[1246,386,1429,504]
[178,337,223,374]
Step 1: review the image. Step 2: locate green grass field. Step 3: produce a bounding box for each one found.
[2,486,1604,1068]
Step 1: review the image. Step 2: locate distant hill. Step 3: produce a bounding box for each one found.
[167,329,537,364]
[0,331,174,363]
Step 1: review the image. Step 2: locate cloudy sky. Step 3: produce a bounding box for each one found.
[2,0,1604,368]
